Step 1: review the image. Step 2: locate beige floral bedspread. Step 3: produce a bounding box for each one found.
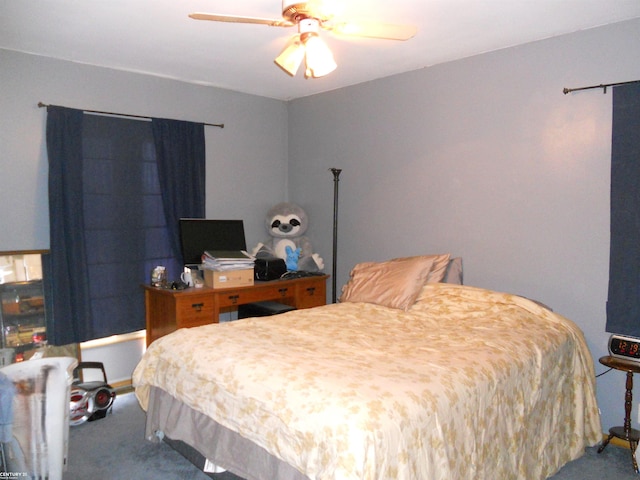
[133,283,601,480]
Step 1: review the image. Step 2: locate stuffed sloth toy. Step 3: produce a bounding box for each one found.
[251,202,324,272]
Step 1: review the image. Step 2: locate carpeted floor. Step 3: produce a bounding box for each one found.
[65,392,640,480]
[65,391,211,480]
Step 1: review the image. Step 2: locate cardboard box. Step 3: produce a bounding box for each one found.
[204,268,254,289]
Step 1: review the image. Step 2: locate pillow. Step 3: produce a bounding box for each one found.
[442,257,463,284]
[383,253,450,284]
[424,254,452,284]
[340,254,450,310]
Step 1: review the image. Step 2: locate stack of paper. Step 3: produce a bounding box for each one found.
[202,250,254,271]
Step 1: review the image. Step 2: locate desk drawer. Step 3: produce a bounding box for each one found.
[296,279,326,309]
[175,294,215,328]
[217,284,294,307]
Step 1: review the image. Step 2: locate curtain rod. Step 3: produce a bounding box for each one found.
[563,79,640,95]
[37,102,224,128]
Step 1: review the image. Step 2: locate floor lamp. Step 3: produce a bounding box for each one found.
[330,168,342,303]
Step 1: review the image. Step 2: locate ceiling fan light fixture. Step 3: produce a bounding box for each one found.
[274,34,305,76]
[190,3,417,80]
[301,32,337,78]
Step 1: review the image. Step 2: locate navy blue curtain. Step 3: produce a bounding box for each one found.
[82,115,165,341]
[46,108,206,344]
[45,106,92,344]
[606,83,640,336]
[152,119,206,265]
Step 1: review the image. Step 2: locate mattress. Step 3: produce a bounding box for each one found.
[133,283,601,480]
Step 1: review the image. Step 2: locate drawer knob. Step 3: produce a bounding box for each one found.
[306,287,316,295]
[278,288,288,297]
[228,294,240,305]
[191,302,204,312]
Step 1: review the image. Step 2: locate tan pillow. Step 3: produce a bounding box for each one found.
[382,253,451,284]
[423,254,451,283]
[340,254,449,310]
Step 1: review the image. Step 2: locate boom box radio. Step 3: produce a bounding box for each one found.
[69,361,116,426]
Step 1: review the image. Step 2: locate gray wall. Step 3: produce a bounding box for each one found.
[288,18,640,433]
[0,49,289,251]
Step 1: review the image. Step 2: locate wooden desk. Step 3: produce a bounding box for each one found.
[597,355,640,473]
[143,275,328,346]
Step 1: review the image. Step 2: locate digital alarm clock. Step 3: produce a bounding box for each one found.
[608,334,640,362]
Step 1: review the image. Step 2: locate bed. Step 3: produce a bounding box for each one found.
[132,254,601,480]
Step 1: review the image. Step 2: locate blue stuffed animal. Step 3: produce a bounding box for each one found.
[285,246,301,271]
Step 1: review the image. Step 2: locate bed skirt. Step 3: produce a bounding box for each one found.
[145,386,310,480]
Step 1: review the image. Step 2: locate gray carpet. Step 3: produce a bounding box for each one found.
[65,392,640,480]
[65,391,211,480]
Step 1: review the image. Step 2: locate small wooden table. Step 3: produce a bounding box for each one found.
[597,355,640,473]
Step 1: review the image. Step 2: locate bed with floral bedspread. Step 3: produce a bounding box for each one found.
[133,255,600,480]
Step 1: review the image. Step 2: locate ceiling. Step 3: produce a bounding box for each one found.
[2,1,640,101]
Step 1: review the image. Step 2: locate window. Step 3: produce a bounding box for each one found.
[46,106,205,344]
[82,115,176,339]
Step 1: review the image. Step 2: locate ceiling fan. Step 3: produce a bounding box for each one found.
[189,1,417,79]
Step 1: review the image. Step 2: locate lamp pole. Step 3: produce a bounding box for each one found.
[330,168,342,303]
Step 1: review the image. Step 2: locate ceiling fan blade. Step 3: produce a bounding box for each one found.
[189,12,294,27]
[326,21,417,41]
